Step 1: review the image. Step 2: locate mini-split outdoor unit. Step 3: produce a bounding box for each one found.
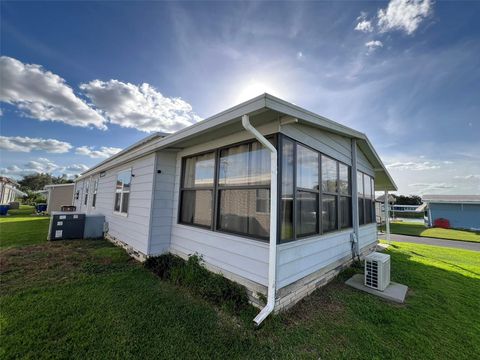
[364,252,391,291]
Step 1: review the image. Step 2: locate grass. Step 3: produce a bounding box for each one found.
[381,221,480,243]
[0,212,50,248]
[1,216,479,359]
[6,204,36,216]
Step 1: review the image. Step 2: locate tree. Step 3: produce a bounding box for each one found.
[18,173,73,192]
[393,195,422,205]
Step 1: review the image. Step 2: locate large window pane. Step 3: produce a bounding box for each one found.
[364,174,372,198]
[180,190,212,227]
[218,189,269,238]
[297,145,319,190]
[250,141,271,185]
[358,198,364,225]
[281,138,294,241]
[296,191,318,237]
[322,195,337,233]
[365,198,373,224]
[114,193,121,212]
[322,156,337,193]
[184,153,215,187]
[219,144,249,186]
[357,171,364,197]
[121,192,130,214]
[339,163,350,195]
[340,196,352,229]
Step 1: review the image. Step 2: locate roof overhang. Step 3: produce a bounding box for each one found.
[76,93,397,191]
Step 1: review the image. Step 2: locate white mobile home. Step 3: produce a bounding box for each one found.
[74,94,397,324]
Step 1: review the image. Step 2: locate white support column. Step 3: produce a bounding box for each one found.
[351,139,360,254]
[384,189,391,243]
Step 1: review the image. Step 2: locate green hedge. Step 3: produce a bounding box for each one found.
[145,254,250,313]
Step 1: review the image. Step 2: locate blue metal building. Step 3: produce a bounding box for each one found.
[423,195,480,230]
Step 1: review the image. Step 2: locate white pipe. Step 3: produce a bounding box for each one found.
[241,114,278,326]
[384,189,391,244]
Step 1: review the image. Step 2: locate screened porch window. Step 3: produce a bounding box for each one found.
[180,152,215,227]
[179,139,272,239]
[114,169,131,214]
[217,141,271,238]
[296,145,319,237]
[279,136,352,243]
[358,171,375,225]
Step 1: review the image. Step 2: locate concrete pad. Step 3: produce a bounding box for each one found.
[376,243,390,252]
[345,274,408,304]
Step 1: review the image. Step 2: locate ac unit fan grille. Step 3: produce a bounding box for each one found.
[365,260,379,288]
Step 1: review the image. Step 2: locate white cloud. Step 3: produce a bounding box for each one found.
[408,182,456,194]
[80,80,201,133]
[0,135,72,153]
[355,20,373,32]
[296,51,304,60]
[63,164,89,173]
[0,56,106,129]
[386,160,440,171]
[378,0,432,35]
[454,174,480,180]
[0,158,88,178]
[75,145,122,159]
[365,40,384,51]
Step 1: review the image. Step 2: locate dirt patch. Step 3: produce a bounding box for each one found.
[0,240,134,294]
[280,280,348,327]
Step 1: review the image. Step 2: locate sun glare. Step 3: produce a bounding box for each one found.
[236,81,278,103]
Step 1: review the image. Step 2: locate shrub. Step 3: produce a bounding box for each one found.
[145,253,250,313]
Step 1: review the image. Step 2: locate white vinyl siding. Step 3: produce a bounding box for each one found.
[76,154,155,254]
[149,151,177,255]
[277,223,377,288]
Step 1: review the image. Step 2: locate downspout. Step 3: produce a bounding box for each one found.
[241,114,278,326]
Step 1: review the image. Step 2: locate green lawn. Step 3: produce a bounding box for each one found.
[382,221,480,243]
[1,216,479,359]
[6,204,37,216]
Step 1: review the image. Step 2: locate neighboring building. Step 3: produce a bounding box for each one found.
[73,94,397,323]
[375,194,396,224]
[423,195,480,230]
[0,176,25,204]
[44,183,75,213]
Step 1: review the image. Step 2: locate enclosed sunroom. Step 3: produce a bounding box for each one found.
[73,93,397,324]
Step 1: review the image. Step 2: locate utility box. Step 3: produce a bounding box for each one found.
[84,215,105,239]
[48,212,85,240]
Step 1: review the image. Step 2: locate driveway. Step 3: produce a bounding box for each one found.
[378,233,480,252]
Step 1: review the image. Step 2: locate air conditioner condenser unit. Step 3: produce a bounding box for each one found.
[364,252,391,291]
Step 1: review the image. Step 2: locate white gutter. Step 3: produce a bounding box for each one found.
[241,114,278,326]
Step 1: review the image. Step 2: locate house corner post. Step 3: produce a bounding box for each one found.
[351,139,360,253]
[384,189,391,244]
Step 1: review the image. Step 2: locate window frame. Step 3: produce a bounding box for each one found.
[113,168,132,216]
[92,178,98,208]
[279,134,353,243]
[84,180,89,206]
[178,150,216,230]
[357,171,375,225]
[178,136,276,241]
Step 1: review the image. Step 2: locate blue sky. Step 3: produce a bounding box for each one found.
[1,0,479,195]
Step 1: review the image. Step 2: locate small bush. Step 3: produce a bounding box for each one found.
[145,253,249,313]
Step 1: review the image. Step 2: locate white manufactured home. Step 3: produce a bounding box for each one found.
[74,94,396,324]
